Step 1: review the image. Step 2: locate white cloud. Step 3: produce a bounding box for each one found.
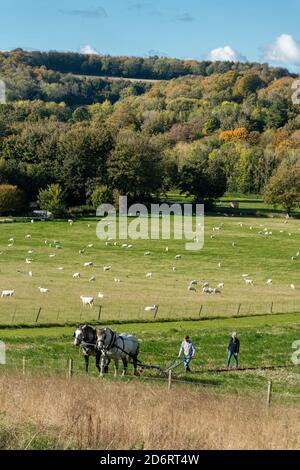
[264,34,300,66]
[207,46,247,63]
[79,44,100,56]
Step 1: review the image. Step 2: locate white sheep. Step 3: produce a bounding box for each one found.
[79,249,85,255]
[203,282,209,288]
[103,265,111,272]
[189,280,198,286]
[98,292,104,299]
[175,254,181,260]
[291,284,296,290]
[38,287,49,294]
[89,276,96,282]
[80,296,94,307]
[144,251,151,256]
[87,244,94,248]
[28,271,33,277]
[146,273,153,278]
[84,262,93,267]
[245,279,254,286]
[217,283,225,289]
[73,272,81,279]
[188,285,197,292]
[267,279,273,285]
[114,278,121,284]
[1,290,15,298]
[25,259,33,264]
[145,305,158,312]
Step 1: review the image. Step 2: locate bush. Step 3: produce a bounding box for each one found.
[91,185,114,210]
[38,184,66,218]
[0,184,24,214]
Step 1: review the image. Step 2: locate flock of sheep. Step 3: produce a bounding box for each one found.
[0,216,299,312]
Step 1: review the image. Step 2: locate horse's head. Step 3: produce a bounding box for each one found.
[74,324,95,346]
[96,327,113,351]
[73,326,83,346]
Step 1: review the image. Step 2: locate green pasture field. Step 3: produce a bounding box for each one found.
[1,313,300,403]
[0,214,299,325]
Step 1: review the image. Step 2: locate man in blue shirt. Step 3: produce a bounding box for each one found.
[178,336,196,372]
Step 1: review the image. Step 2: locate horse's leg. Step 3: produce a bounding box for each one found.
[96,352,101,375]
[100,355,105,378]
[121,355,128,377]
[133,354,139,376]
[84,355,89,373]
[114,357,119,379]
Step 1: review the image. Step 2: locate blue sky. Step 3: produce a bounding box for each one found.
[1,0,300,70]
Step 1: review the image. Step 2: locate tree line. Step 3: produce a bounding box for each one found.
[0,51,300,215]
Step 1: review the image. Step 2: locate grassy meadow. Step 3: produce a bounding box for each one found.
[0,214,299,325]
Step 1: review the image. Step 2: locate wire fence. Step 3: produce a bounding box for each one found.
[0,300,299,326]
[1,357,300,405]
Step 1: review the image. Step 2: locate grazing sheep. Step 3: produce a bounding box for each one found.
[25,234,31,239]
[189,280,198,286]
[87,244,94,248]
[144,251,151,256]
[114,278,121,284]
[146,273,153,278]
[58,267,64,271]
[89,276,96,282]
[98,292,104,299]
[188,285,197,292]
[28,250,34,254]
[165,247,169,252]
[1,290,15,298]
[242,274,249,278]
[25,259,33,264]
[38,287,49,294]
[245,279,254,286]
[122,244,128,248]
[103,265,111,272]
[28,271,33,277]
[145,305,158,312]
[203,282,209,288]
[212,288,221,294]
[49,254,56,258]
[84,262,93,267]
[172,267,176,272]
[79,249,85,255]
[73,272,81,279]
[267,279,273,285]
[202,287,212,294]
[80,296,94,307]
[217,283,225,289]
[175,254,181,260]
[127,244,133,249]
[218,262,222,268]
[291,284,296,290]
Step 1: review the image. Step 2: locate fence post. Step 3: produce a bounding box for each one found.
[236,303,242,316]
[22,356,26,376]
[267,380,272,406]
[98,306,102,322]
[199,305,203,319]
[57,310,60,321]
[154,306,159,319]
[168,370,172,390]
[11,308,17,323]
[270,302,273,314]
[35,307,42,323]
[68,358,73,379]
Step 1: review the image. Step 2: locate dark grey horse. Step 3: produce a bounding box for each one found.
[74,324,109,374]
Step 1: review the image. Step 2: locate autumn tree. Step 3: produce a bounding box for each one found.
[0,184,24,214]
[264,165,300,214]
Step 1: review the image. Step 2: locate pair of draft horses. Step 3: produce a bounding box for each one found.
[74,324,140,377]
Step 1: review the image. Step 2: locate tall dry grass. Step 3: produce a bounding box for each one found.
[0,372,299,450]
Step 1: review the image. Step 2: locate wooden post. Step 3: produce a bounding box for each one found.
[98,305,102,321]
[154,306,159,319]
[12,308,17,323]
[267,380,272,406]
[68,358,73,379]
[236,303,242,316]
[22,356,26,376]
[35,307,42,323]
[168,370,172,390]
[270,302,273,314]
[199,305,203,318]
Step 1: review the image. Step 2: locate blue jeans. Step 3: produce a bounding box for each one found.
[226,350,238,368]
[184,355,192,370]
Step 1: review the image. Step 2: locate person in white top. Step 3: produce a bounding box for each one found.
[178,336,196,372]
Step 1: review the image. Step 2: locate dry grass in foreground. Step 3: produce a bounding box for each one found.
[0,373,299,450]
